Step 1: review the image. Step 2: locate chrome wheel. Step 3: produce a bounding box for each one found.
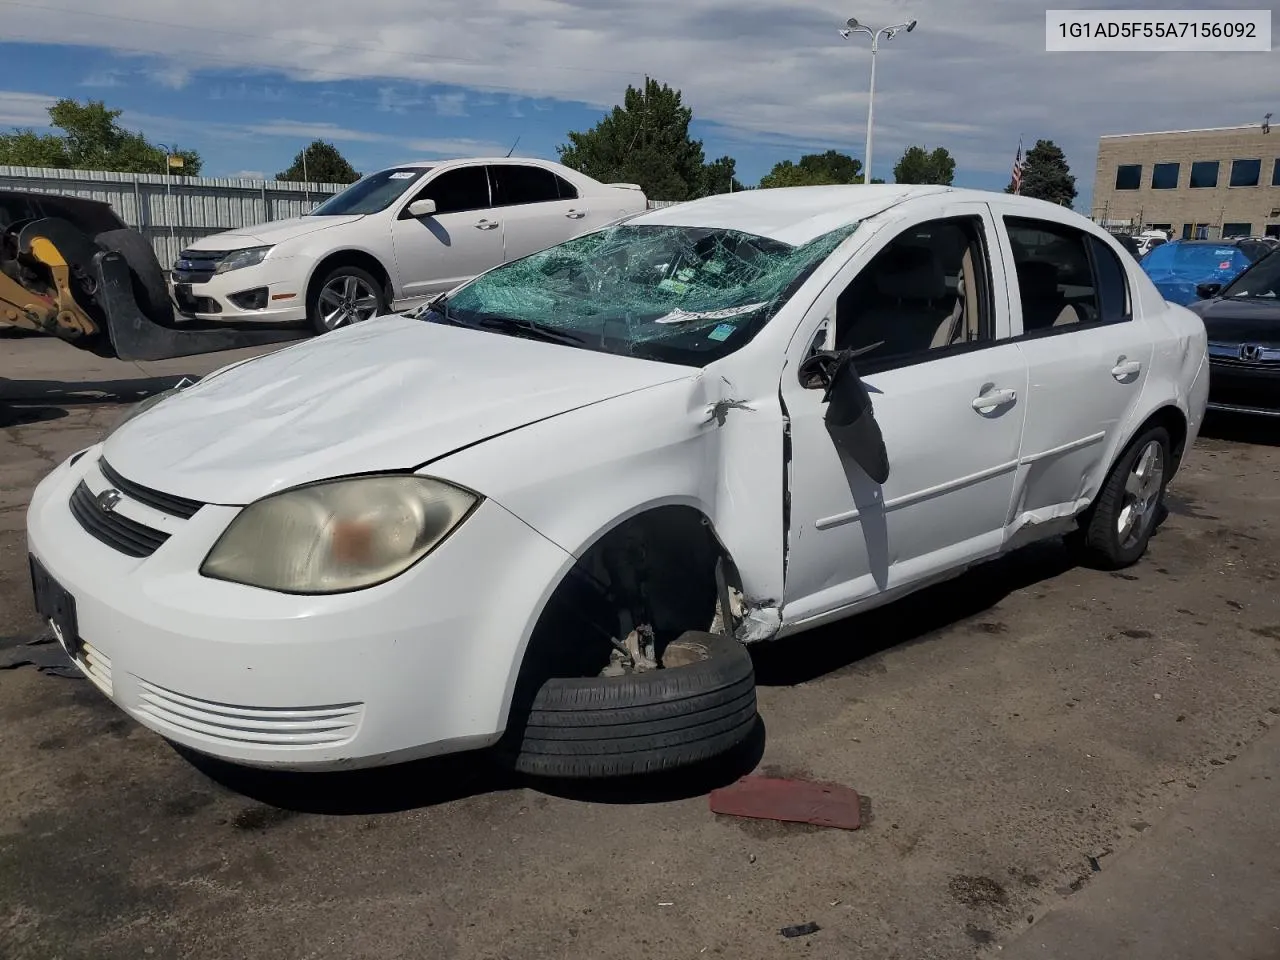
[317,274,381,331]
[1116,439,1165,549]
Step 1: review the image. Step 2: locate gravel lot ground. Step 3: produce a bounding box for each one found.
[3,333,1279,960]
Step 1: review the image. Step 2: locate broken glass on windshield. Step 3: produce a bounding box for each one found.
[430,221,860,366]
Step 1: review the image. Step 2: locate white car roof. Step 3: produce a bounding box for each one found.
[628,184,1091,247]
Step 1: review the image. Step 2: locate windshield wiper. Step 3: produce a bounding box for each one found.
[475,315,585,345]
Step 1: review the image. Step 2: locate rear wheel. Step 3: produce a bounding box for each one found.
[308,266,386,335]
[1070,425,1170,569]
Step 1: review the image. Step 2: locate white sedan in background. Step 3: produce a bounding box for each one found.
[170,157,648,334]
[30,185,1208,779]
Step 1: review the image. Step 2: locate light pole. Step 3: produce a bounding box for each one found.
[839,16,917,185]
[157,142,177,251]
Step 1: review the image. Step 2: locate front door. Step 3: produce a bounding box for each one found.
[780,205,1029,627]
[390,164,504,300]
[992,210,1153,523]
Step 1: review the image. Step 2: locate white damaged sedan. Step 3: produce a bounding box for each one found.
[26,185,1209,777]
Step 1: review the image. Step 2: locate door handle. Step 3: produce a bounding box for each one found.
[566,209,586,219]
[1111,359,1142,380]
[972,388,1017,412]
[475,219,499,230]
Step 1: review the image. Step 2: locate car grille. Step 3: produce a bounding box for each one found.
[69,481,171,557]
[99,458,202,519]
[1208,341,1280,367]
[134,678,364,747]
[172,249,230,284]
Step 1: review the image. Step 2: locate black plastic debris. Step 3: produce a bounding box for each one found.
[0,634,82,679]
[780,922,820,939]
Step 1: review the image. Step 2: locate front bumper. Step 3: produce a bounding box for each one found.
[170,256,309,324]
[25,449,574,770]
[1207,359,1280,417]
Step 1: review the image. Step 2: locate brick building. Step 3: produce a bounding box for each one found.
[1091,122,1280,240]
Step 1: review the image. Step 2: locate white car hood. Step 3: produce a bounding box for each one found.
[184,214,364,249]
[102,315,692,505]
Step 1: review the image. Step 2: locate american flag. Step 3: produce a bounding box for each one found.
[1011,137,1024,194]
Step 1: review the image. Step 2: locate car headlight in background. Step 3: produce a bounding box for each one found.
[200,475,480,594]
[215,246,273,274]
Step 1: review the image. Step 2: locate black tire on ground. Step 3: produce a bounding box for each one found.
[504,631,758,779]
[1070,425,1172,570]
[307,265,388,336]
[94,228,174,325]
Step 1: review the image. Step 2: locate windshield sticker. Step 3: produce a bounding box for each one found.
[654,302,770,325]
[389,171,417,179]
[1219,261,1232,269]
[707,323,737,342]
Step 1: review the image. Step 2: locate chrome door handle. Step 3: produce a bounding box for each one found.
[475,219,499,230]
[566,209,586,219]
[972,388,1017,412]
[1111,359,1142,380]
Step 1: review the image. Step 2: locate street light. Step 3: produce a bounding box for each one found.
[157,142,179,251]
[839,15,917,186]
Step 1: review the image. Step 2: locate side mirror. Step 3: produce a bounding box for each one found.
[1195,282,1222,300]
[407,198,437,218]
[799,348,890,484]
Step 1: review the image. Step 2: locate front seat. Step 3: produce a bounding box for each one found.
[841,244,953,358]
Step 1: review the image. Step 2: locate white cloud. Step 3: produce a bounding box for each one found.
[146,64,191,89]
[0,90,56,128]
[377,86,426,112]
[245,119,390,142]
[432,91,468,116]
[81,69,126,88]
[228,169,266,179]
[2,0,1276,200]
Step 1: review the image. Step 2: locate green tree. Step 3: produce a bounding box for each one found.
[758,150,882,188]
[892,144,956,185]
[0,98,201,174]
[277,139,361,184]
[557,78,738,201]
[1006,138,1076,206]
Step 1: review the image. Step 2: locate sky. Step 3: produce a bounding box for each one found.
[0,0,1275,209]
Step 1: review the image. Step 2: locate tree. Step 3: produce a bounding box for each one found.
[0,98,201,174]
[557,78,739,201]
[893,145,956,185]
[277,139,360,184]
[760,150,862,188]
[1006,139,1076,207]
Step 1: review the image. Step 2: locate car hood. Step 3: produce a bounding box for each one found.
[1188,296,1280,341]
[184,215,364,249]
[101,315,692,505]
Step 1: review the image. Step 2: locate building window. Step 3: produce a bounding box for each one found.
[1183,223,1213,239]
[1148,223,1172,232]
[1114,164,1142,190]
[1229,158,1261,187]
[1189,161,1219,188]
[1151,162,1179,189]
[1222,222,1252,237]
[1272,158,1280,186]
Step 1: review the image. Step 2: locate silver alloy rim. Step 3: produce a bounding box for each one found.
[317,275,380,330]
[1117,440,1165,548]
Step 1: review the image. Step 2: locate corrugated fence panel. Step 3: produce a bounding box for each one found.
[0,165,346,269]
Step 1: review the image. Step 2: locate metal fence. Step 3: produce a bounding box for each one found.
[0,165,348,268]
[0,164,684,271]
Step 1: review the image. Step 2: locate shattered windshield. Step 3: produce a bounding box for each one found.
[425,222,859,366]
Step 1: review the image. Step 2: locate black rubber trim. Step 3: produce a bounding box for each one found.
[99,458,203,519]
[69,481,169,558]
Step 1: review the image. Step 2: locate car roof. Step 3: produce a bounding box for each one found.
[626,185,1088,246]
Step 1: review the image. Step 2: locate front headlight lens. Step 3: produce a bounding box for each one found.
[200,475,480,594]
[215,245,273,274]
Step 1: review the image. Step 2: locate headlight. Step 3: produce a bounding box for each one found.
[200,475,480,594]
[215,246,273,274]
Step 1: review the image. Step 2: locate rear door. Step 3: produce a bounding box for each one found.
[991,208,1154,525]
[487,163,587,262]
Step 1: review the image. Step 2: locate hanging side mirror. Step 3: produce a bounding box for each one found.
[1195,282,1221,301]
[798,346,889,484]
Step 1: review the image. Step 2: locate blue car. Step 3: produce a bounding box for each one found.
[1141,238,1272,305]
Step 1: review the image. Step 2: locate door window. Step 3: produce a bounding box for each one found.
[830,215,993,373]
[489,165,561,207]
[1004,217,1110,333]
[408,166,491,215]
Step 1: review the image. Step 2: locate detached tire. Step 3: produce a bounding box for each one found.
[506,632,757,779]
[95,228,173,325]
[1070,425,1171,570]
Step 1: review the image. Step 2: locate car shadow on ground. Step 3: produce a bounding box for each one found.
[750,537,1079,688]
[0,375,194,427]
[176,719,768,815]
[1199,411,1280,447]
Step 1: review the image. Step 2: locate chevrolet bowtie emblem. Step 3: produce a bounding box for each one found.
[96,488,122,513]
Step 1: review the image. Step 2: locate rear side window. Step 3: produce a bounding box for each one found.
[1004,217,1105,333]
[1088,236,1132,323]
[490,165,561,206]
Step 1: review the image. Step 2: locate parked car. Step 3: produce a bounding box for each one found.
[28,185,1208,778]
[169,158,648,334]
[1140,237,1272,305]
[1133,230,1169,258]
[1187,248,1280,416]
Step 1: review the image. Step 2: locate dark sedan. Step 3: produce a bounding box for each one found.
[1189,250,1280,417]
